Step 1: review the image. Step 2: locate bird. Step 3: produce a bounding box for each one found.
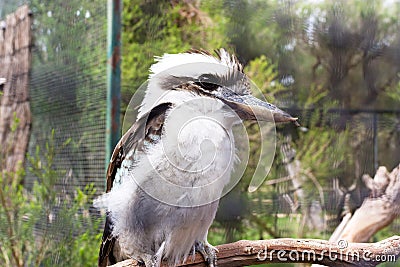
[94,48,297,267]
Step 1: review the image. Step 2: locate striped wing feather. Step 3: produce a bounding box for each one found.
[98,103,172,267]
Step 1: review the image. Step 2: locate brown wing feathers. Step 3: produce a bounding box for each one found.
[99,103,172,267]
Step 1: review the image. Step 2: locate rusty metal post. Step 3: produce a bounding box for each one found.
[106,0,121,176]
[373,112,378,171]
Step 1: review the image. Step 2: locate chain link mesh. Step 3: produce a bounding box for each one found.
[1,0,107,194]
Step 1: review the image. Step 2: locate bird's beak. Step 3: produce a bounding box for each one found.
[219,93,298,125]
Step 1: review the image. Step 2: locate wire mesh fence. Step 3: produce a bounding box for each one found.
[1,0,108,194]
[0,1,108,264]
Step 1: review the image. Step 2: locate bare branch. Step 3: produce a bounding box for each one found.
[333,164,400,243]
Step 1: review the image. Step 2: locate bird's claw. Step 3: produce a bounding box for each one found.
[141,241,165,267]
[195,241,218,267]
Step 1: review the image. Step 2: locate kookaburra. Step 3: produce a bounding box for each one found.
[95,49,297,267]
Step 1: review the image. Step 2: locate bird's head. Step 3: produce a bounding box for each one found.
[138,49,298,125]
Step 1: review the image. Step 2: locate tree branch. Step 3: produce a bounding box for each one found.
[110,236,400,267]
[331,164,400,243]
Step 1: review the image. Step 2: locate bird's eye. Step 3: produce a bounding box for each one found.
[195,74,220,91]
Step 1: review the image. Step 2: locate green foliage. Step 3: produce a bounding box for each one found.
[29,0,106,66]
[0,129,101,267]
[121,0,228,109]
[244,55,288,102]
[28,0,107,158]
[295,110,353,187]
[387,81,400,102]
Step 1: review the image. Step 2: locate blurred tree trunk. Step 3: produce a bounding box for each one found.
[281,139,325,234]
[0,5,32,172]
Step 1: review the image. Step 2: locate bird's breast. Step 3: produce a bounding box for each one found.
[132,110,237,207]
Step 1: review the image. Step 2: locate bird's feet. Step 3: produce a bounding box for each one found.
[194,240,218,267]
[141,241,165,267]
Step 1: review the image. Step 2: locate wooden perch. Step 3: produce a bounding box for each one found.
[110,236,400,267]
